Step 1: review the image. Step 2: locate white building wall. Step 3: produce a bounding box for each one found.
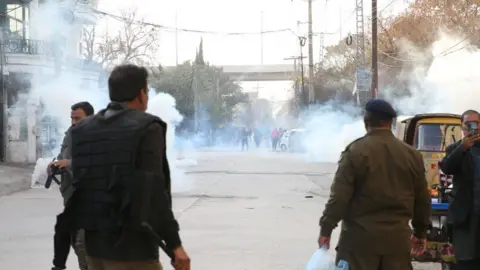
[4,0,102,164]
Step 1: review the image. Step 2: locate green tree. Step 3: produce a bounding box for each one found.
[151,61,246,130]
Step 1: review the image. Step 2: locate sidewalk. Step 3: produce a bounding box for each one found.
[0,164,33,196]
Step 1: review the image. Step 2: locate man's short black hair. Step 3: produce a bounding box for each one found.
[108,64,149,102]
[461,109,480,123]
[71,101,94,116]
[364,111,393,127]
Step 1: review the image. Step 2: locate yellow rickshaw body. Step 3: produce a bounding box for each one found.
[395,114,462,187]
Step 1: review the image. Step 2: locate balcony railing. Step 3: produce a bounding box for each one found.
[1,39,103,71]
[1,39,53,56]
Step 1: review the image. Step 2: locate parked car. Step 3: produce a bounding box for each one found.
[279,128,306,152]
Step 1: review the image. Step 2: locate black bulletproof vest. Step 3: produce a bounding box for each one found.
[69,109,163,231]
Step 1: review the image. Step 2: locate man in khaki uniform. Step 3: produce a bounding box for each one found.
[318,99,431,270]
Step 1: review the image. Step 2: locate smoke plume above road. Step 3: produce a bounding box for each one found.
[22,2,192,191]
[302,33,478,162]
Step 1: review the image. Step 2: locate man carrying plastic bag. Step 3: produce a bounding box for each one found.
[316,99,431,270]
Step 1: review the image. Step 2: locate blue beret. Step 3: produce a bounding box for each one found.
[365,99,397,118]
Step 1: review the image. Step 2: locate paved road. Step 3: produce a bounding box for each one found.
[0,151,439,269]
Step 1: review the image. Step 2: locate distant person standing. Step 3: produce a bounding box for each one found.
[241,127,250,151]
[253,128,262,148]
[318,99,430,270]
[271,128,279,151]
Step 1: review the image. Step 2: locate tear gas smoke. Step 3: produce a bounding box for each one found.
[302,33,479,162]
[31,88,194,192]
[147,90,196,192]
[301,103,364,162]
[22,2,193,192]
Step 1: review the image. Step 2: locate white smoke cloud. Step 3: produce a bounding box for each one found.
[302,33,478,162]
[147,90,196,193]
[24,3,193,190]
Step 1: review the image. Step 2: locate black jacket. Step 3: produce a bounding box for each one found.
[440,141,474,226]
[79,103,181,261]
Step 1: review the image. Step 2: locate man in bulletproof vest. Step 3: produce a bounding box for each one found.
[50,101,94,270]
[317,99,431,270]
[440,110,480,270]
[66,64,190,270]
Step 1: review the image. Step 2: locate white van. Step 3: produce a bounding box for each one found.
[279,128,306,152]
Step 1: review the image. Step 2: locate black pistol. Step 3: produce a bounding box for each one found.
[45,158,62,189]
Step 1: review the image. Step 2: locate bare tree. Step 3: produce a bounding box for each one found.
[81,9,160,68]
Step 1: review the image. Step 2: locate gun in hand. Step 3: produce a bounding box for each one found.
[45,158,62,189]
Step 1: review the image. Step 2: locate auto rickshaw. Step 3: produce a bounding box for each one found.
[395,113,462,188]
[395,113,462,270]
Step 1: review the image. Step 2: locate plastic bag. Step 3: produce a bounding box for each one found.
[305,248,335,270]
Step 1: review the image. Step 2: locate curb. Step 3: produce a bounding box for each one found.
[0,165,34,196]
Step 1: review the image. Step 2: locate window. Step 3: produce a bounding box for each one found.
[6,4,29,40]
[414,123,462,152]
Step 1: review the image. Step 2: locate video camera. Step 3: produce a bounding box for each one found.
[44,158,63,189]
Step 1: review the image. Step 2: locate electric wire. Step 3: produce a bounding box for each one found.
[82,3,470,68]
[379,0,398,13]
[378,36,470,63]
[84,7,298,36]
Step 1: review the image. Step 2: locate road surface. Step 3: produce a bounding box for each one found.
[0,151,439,269]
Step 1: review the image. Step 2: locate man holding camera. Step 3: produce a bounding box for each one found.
[441,110,480,270]
[50,101,94,270]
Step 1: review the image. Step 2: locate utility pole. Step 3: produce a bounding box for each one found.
[307,0,314,104]
[354,0,368,106]
[284,56,306,115]
[260,11,264,65]
[371,0,379,98]
[0,37,5,162]
[175,11,179,66]
[293,36,308,108]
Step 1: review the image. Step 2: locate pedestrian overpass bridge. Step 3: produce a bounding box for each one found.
[164,64,307,81]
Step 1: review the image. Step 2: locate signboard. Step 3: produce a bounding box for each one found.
[356,68,371,91]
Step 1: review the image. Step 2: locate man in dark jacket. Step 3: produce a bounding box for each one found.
[440,109,480,270]
[318,99,431,270]
[241,127,250,151]
[50,101,94,270]
[67,64,190,270]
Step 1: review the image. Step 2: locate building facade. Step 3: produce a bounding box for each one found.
[1,0,102,163]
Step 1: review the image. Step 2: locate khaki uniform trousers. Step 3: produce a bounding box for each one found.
[336,249,413,270]
[86,257,163,270]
